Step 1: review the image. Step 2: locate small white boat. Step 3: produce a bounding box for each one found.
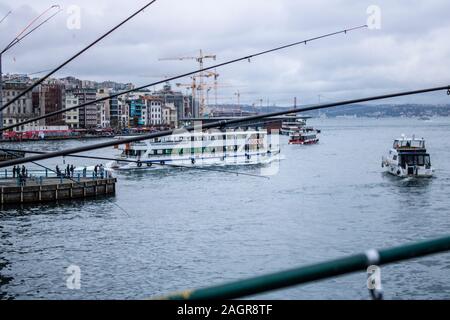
[382,135,434,177]
[106,128,281,170]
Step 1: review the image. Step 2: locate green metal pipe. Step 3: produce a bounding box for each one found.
[159,235,450,300]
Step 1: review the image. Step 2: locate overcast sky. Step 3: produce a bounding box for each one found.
[1,0,449,106]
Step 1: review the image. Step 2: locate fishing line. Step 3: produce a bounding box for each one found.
[0,84,448,169]
[0,148,269,179]
[0,10,12,25]
[2,5,61,54]
[2,8,63,54]
[0,24,367,131]
[1,0,158,109]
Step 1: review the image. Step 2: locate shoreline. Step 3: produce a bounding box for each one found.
[0,135,115,143]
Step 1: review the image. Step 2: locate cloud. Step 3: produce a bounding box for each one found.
[1,0,449,105]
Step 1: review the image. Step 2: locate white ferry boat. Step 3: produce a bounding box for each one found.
[382,135,434,177]
[107,128,281,170]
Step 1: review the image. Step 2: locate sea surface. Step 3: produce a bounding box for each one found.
[1,117,450,300]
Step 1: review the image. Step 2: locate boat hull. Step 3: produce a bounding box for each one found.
[382,162,434,178]
[289,139,319,145]
[107,151,281,171]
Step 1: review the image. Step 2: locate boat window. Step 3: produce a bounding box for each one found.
[393,155,397,161]
[425,156,431,167]
[417,155,424,166]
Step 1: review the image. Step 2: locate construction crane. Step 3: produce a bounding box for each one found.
[177,78,234,116]
[175,76,198,117]
[159,50,216,116]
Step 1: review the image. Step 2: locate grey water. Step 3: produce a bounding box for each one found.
[1,117,450,300]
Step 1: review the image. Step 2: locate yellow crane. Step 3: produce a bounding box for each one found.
[159,50,216,116]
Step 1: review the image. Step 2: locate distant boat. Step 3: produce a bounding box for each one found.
[288,129,319,145]
[280,118,307,136]
[419,116,431,121]
[381,135,433,177]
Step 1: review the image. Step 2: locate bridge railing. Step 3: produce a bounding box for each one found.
[158,235,450,300]
[0,168,111,181]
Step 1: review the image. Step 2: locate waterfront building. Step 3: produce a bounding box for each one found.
[109,94,119,129]
[118,96,129,129]
[33,82,66,126]
[63,93,80,129]
[60,76,82,90]
[144,96,163,126]
[162,103,178,128]
[72,88,97,128]
[96,89,111,128]
[128,96,147,127]
[153,83,197,120]
[81,80,97,89]
[1,81,38,132]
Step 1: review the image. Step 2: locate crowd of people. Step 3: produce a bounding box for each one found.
[12,165,28,186]
[55,164,76,178]
[54,164,106,179]
[8,163,108,186]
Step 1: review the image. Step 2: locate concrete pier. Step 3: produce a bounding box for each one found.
[0,177,117,204]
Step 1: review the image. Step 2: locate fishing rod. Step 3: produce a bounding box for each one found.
[0,84,449,169]
[0,10,12,25]
[0,148,269,179]
[0,24,368,132]
[2,7,63,54]
[1,5,61,54]
[0,0,158,110]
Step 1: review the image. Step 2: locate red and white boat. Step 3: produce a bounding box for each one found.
[288,130,319,145]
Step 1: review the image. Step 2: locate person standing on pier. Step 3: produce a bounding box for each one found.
[99,164,104,179]
[21,165,26,178]
[70,165,75,178]
[94,165,98,178]
[56,165,61,177]
[66,164,70,178]
[12,166,16,178]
